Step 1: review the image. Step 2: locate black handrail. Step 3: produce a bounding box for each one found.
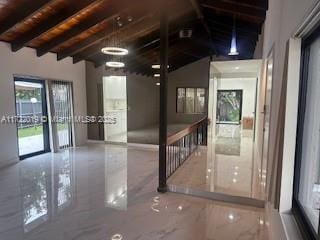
[166,118,208,179]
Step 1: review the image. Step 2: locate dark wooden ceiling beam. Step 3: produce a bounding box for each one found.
[36,0,136,57]
[189,0,216,55]
[221,0,267,10]
[0,0,54,36]
[11,0,98,52]
[206,20,259,37]
[73,15,159,63]
[58,13,153,61]
[201,0,265,23]
[123,39,212,74]
[71,6,196,63]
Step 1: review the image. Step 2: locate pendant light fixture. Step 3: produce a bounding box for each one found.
[106,61,125,68]
[102,15,129,71]
[228,15,239,56]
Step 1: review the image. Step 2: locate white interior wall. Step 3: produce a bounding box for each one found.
[260,0,320,238]
[261,0,319,211]
[168,57,210,124]
[0,42,87,168]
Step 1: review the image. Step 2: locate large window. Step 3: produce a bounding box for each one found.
[216,90,243,124]
[293,26,320,239]
[177,88,206,114]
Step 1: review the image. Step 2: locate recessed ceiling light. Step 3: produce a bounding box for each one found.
[111,233,123,240]
[156,82,160,86]
[152,64,169,69]
[235,66,240,70]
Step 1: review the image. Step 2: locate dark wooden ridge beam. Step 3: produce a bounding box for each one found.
[201,0,266,23]
[11,0,98,52]
[189,0,217,55]
[0,0,54,36]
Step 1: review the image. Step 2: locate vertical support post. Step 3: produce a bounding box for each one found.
[158,1,168,193]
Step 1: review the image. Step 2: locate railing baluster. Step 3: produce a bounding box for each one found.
[165,118,208,180]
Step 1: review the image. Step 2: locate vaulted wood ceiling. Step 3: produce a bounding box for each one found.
[0,0,268,76]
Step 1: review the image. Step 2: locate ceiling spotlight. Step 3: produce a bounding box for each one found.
[111,234,123,240]
[154,74,160,77]
[101,47,128,56]
[127,16,133,22]
[228,16,239,56]
[152,64,169,69]
[156,82,160,86]
[117,21,123,27]
[235,66,240,70]
[106,61,125,68]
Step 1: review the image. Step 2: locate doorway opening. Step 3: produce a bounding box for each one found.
[14,77,50,159]
[168,59,266,206]
[103,76,128,143]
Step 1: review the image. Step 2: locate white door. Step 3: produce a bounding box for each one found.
[261,52,274,194]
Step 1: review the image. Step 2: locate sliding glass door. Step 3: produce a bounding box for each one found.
[293,26,320,239]
[15,78,50,159]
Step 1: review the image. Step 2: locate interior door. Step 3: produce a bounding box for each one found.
[261,51,274,195]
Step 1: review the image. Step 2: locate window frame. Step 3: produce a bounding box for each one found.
[292,23,320,240]
[176,87,207,114]
[216,89,243,125]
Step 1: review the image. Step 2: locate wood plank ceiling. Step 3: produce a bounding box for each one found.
[0,0,268,76]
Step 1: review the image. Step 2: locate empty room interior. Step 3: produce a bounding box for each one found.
[0,0,320,240]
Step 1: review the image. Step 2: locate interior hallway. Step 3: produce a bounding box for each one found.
[0,144,268,240]
[168,125,265,200]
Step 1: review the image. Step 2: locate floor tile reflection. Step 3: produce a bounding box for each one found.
[0,144,268,240]
[168,126,265,200]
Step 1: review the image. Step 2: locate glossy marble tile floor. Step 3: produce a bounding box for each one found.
[168,127,265,200]
[0,144,268,240]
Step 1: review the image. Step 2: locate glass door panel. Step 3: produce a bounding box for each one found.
[15,78,50,159]
[51,81,73,149]
[297,36,320,234]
